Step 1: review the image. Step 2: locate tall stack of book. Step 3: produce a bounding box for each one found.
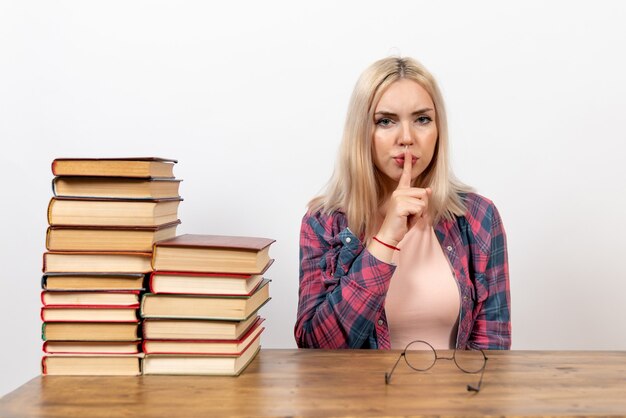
[41,158,182,375]
[141,234,274,376]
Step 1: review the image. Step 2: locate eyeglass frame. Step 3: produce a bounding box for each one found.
[384,340,488,392]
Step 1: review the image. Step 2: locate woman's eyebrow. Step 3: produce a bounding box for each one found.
[375,108,434,116]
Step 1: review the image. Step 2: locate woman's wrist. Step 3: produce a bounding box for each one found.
[372,236,401,252]
[367,237,398,264]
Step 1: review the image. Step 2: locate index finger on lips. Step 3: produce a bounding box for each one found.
[398,147,413,189]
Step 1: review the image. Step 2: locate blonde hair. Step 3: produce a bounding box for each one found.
[309,56,472,238]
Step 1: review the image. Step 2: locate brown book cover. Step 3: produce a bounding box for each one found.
[52,157,177,178]
[46,220,181,252]
[152,234,275,274]
[155,234,275,250]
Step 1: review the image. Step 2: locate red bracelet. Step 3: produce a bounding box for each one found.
[373,236,400,251]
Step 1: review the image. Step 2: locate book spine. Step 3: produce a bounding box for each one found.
[41,275,48,290]
[41,323,47,341]
[148,273,155,293]
[41,356,47,375]
[51,178,58,197]
[47,198,55,225]
[45,227,52,251]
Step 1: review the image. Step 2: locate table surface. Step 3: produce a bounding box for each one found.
[1,349,626,417]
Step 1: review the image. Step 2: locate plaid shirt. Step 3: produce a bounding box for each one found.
[295,192,511,350]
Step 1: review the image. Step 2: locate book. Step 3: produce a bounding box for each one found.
[42,354,142,375]
[41,291,140,307]
[141,279,270,320]
[43,251,153,273]
[43,341,140,354]
[52,177,182,199]
[42,322,140,341]
[142,336,260,376]
[47,197,181,227]
[41,307,139,322]
[143,320,264,355]
[142,315,262,340]
[152,234,275,274]
[46,220,181,252]
[148,268,270,295]
[51,157,177,178]
[42,273,146,291]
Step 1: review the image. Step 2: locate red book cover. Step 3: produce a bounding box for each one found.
[142,319,264,355]
[42,341,141,354]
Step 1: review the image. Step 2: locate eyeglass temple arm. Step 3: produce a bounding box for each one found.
[384,353,404,384]
[467,358,488,392]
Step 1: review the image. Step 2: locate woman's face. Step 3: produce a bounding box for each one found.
[372,78,438,188]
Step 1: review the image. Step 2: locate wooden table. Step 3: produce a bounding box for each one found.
[1,349,626,417]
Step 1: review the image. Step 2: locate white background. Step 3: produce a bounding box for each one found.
[1,0,625,397]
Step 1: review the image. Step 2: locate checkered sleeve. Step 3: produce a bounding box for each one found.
[294,211,396,348]
[467,201,512,349]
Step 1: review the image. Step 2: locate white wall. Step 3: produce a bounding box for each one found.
[2,0,625,396]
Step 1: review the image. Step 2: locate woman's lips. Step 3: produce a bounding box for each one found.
[394,156,418,166]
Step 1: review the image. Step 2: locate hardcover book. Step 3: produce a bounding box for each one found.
[143,318,264,355]
[140,279,270,320]
[152,234,275,274]
[142,337,260,376]
[41,291,140,307]
[41,273,146,291]
[142,315,261,341]
[52,177,182,199]
[51,157,177,178]
[41,306,139,323]
[46,220,181,252]
[43,251,153,273]
[42,322,140,341]
[47,197,181,227]
[148,265,271,295]
[42,354,142,375]
[43,341,141,355]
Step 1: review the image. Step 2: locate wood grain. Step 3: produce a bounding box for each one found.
[1,349,626,417]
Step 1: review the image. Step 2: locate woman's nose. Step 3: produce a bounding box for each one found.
[399,122,414,146]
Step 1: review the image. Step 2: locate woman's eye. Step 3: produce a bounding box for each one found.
[416,116,432,125]
[376,118,393,126]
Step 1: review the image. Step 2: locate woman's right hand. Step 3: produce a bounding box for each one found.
[376,148,432,247]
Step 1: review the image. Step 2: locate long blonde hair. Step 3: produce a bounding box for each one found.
[309,57,472,238]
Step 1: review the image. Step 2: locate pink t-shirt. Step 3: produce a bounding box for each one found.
[384,217,460,350]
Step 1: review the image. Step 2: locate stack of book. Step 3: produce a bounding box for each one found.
[41,157,182,375]
[141,234,274,376]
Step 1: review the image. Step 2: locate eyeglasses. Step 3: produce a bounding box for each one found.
[384,340,488,392]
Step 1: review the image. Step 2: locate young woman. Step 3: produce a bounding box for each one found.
[295,57,511,350]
